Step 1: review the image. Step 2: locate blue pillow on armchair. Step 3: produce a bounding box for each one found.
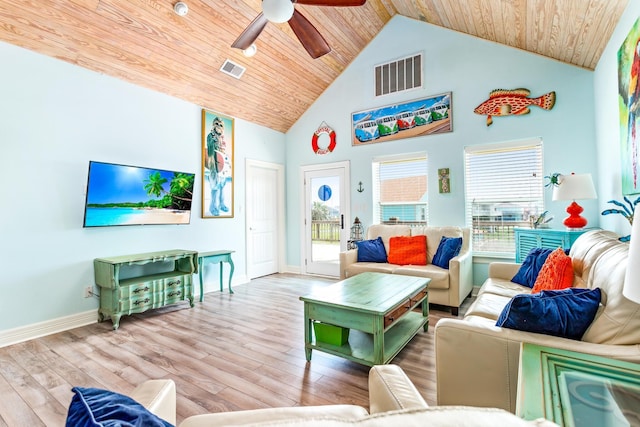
[356,237,388,263]
[432,236,463,269]
[511,247,553,288]
[66,386,174,427]
[495,287,601,340]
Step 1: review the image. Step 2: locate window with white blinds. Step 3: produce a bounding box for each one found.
[464,139,544,255]
[372,153,428,225]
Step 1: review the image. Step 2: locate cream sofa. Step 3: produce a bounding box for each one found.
[339,224,473,315]
[127,365,557,426]
[435,229,640,413]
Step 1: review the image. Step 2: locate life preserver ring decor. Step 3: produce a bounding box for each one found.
[312,122,336,155]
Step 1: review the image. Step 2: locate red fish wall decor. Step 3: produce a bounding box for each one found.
[474,88,556,126]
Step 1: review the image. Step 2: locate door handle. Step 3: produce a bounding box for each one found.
[341,214,344,229]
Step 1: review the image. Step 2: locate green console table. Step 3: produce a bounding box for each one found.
[94,249,198,330]
[517,343,640,426]
[197,250,235,300]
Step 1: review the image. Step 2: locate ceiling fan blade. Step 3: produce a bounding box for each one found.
[288,9,331,59]
[295,0,366,6]
[231,13,269,50]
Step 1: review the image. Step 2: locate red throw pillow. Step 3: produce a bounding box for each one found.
[387,235,427,265]
[531,248,574,293]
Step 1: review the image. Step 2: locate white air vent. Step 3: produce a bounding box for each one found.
[374,53,422,97]
[220,59,246,79]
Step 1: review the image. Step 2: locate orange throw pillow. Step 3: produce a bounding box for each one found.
[531,248,574,293]
[387,235,427,265]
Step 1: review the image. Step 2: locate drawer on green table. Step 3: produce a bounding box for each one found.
[119,293,160,312]
[164,275,189,289]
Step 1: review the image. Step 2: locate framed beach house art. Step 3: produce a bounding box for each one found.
[351,92,452,146]
[202,109,234,218]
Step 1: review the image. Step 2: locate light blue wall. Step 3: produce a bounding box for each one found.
[594,2,640,237]
[285,16,597,269]
[0,41,285,331]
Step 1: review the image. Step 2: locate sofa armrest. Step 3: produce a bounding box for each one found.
[489,262,521,280]
[129,379,177,425]
[447,249,473,308]
[368,365,428,414]
[339,249,358,279]
[435,318,640,413]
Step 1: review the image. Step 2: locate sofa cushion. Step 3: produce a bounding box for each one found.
[432,236,463,269]
[356,237,387,263]
[477,278,532,299]
[578,232,640,345]
[66,386,173,427]
[495,288,601,340]
[465,292,514,320]
[345,262,397,278]
[392,265,450,289]
[531,248,574,293]
[387,235,427,265]
[511,248,553,288]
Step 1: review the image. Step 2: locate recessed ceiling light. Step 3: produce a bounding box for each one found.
[243,44,257,57]
[173,2,189,17]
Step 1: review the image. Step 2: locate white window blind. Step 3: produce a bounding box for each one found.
[372,153,428,225]
[464,139,544,255]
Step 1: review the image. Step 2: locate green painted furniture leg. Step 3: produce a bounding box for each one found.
[197,250,235,301]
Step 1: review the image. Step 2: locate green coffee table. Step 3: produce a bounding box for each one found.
[299,272,430,366]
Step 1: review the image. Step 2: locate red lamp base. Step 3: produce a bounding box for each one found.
[563,201,588,229]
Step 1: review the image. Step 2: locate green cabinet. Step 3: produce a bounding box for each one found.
[94,249,198,330]
[514,228,587,263]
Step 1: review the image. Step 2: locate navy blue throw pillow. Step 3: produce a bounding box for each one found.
[432,236,463,269]
[495,287,601,340]
[511,247,554,288]
[356,237,387,263]
[66,387,174,427]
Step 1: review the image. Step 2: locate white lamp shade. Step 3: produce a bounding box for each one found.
[262,0,294,23]
[624,216,640,303]
[552,173,597,201]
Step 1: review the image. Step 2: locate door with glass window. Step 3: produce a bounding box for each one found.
[302,162,350,277]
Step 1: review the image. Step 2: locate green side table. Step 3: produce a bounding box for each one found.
[517,343,640,426]
[197,250,235,300]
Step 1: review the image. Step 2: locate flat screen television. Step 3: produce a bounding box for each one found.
[83,161,195,227]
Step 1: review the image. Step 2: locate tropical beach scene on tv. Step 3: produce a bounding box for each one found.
[83,161,195,227]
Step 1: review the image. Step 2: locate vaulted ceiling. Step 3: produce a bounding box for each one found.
[0,0,629,133]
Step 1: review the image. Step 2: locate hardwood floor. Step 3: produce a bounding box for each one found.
[0,273,471,426]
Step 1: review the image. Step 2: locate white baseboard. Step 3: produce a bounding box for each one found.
[0,310,97,348]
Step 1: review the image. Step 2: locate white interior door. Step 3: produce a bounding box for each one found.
[302,161,350,277]
[246,159,284,279]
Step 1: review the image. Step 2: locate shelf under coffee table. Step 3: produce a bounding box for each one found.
[299,272,430,366]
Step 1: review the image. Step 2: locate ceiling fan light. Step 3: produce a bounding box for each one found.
[262,0,294,23]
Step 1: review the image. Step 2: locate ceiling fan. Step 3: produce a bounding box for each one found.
[232,0,366,59]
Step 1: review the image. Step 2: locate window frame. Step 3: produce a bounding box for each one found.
[372,152,429,226]
[464,138,544,257]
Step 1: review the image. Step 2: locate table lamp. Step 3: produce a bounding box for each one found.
[552,173,597,229]
[624,216,640,303]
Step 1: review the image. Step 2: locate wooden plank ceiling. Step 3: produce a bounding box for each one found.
[0,0,629,133]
